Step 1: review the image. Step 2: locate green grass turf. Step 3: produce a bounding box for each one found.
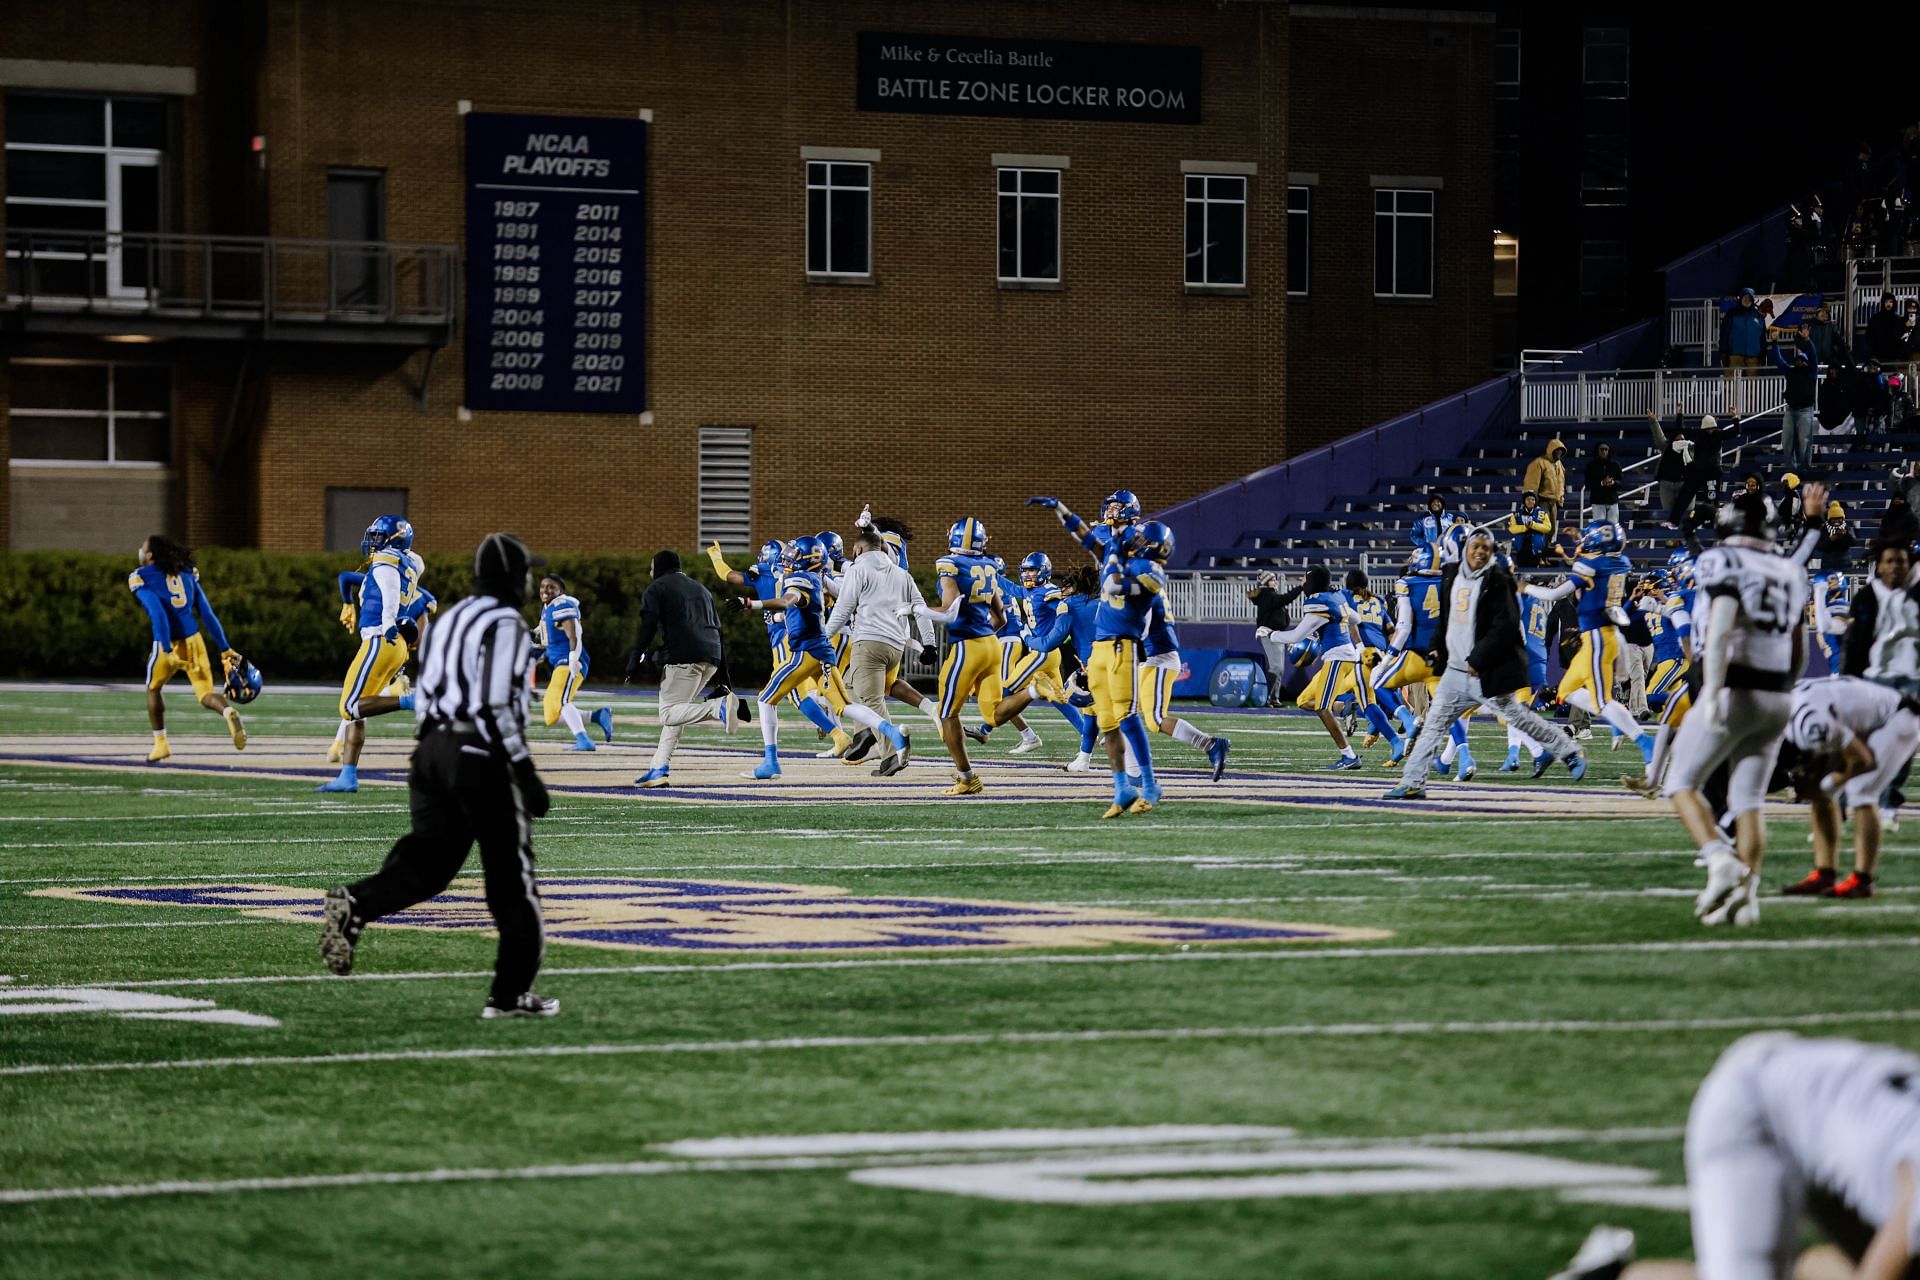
[3,687,1918,1277]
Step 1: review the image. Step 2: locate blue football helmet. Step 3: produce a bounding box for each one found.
[1133,520,1175,563]
[1578,519,1625,555]
[1020,552,1053,585]
[948,517,989,554]
[816,530,845,569]
[1103,490,1142,525]
[361,514,413,556]
[758,539,784,567]
[223,656,263,705]
[787,535,826,572]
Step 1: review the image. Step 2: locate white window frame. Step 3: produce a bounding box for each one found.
[1494,28,1521,99]
[697,425,754,553]
[1287,185,1312,297]
[804,160,872,279]
[7,358,170,469]
[997,167,1062,284]
[1582,28,1629,92]
[4,95,165,300]
[1184,173,1248,288]
[1373,188,1435,300]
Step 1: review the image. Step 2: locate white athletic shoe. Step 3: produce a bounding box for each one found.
[1576,728,1594,740]
[1883,809,1902,835]
[1065,751,1093,773]
[1547,1224,1635,1280]
[1011,734,1043,755]
[1696,845,1750,923]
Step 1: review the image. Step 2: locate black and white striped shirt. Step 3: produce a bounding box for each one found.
[414,594,532,762]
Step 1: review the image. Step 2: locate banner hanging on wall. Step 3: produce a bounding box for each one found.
[857,32,1202,125]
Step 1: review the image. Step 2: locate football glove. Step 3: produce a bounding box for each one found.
[1025,496,1060,509]
[221,649,241,670]
[706,542,732,575]
[723,596,751,614]
[339,602,357,632]
[918,644,938,666]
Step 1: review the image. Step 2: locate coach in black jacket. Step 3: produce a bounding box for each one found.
[1385,530,1585,798]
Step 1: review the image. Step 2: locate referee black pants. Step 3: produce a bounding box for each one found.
[347,729,544,1001]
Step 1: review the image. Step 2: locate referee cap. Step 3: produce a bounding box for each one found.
[473,532,544,604]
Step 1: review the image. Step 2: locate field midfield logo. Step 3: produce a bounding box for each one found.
[33,878,1390,954]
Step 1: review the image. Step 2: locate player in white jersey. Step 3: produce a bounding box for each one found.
[1778,676,1920,899]
[1664,492,1810,927]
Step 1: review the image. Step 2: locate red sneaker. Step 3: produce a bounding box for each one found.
[1827,873,1876,899]
[1781,868,1835,896]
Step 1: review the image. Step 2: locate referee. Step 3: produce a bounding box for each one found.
[319,532,558,1019]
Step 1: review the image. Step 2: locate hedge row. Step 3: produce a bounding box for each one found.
[0,551,937,683]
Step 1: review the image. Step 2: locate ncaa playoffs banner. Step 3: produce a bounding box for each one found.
[464,111,648,414]
[858,33,1202,124]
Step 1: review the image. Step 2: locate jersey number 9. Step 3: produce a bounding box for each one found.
[165,574,189,608]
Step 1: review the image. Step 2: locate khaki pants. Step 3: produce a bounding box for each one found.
[847,639,900,719]
[650,661,717,770]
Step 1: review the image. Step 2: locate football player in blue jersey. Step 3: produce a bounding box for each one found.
[1809,568,1852,673]
[962,555,1046,754]
[128,535,249,762]
[1625,559,1701,798]
[1341,569,1407,764]
[1525,519,1655,764]
[1085,523,1166,816]
[1132,524,1232,781]
[1500,575,1561,773]
[729,535,849,781]
[318,516,420,793]
[536,575,616,751]
[966,551,1100,763]
[920,518,1007,796]
[1273,567,1390,770]
[328,550,437,765]
[1026,489,1142,565]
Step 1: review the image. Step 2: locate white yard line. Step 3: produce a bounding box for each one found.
[6,1009,1918,1083]
[0,1121,1691,1206]
[0,920,283,932]
[24,934,1920,993]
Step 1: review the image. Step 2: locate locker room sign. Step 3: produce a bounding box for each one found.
[464,111,648,414]
[857,33,1202,124]
[36,879,1388,953]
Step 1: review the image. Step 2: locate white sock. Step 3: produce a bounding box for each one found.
[1516,730,1542,755]
[1171,720,1210,748]
[560,703,588,736]
[921,701,944,727]
[1599,700,1642,739]
[1121,740,1140,773]
[1020,726,1041,743]
[1440,740,1458,767]
[1566,688,1599,716]
[841,703,887,734]
[332,721,348,745]
[153,729,166,740]
[758,702,779,747]
[1342,744,1359,759]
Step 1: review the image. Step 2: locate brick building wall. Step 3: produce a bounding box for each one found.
[1285,7,1494,456]
[3,0,1494,558]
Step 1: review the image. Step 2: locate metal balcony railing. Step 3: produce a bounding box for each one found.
[1,229,457,342]
[1519,366,1804,422]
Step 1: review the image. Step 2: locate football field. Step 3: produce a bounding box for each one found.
[4,685,1919,1278]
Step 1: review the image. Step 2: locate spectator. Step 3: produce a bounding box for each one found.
[1884,461,1920,547]
[1506,491,1551,567]
[1646,409,1699,527]
[1770,332,1819,470]
[1738,472,1778,525]
[1866,291,1907,364]
[1522,438,1567,529]
[1248,571,1304,703]
[1674,413,1726,534]
[1783,208,1817,292]
[1583,442,1623,525]
[1805,305,1848,369]
[1904,298,1920,359]
[1719,288,1766,372]
[1778,473,1807,545]
[1411,493,1462,567]
[1856,359,1893,434]
[1813,498,1855,571]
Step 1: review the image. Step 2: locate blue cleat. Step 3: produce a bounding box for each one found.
[634,767,670,789]
[568,731,597,752]
[315,766,358,794]
[1382,782,1427,799]
[1386,737,1407,766]
[1501,746,1522,773]
[1635,732,1657,765]
[1142,777,1164,806]
[593,707,615,743]
[744,745,781,780]
[1530,750,1556,779]
[1126,773,1144,791]
[1454,749,1477,782]
[1206,735,1231,781]
[1566,752,1589,781]
[1331,754,1362,771]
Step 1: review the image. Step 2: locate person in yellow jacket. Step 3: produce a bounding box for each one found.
[1523,437,1567,529]
[1506,490,1553,567]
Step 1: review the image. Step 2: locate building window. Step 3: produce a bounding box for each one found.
[1184,174,1247,287]
[1580,131,1629,207]
[1374,189,1435,299]
[997,168,1061,283]
[7,360,170,466]
[1494,232,1520,297]
[805,161,871,277]
[1287,186,1311,296]
[1580,240,1628,298]
[4,93,167,299]
[326,488,409,554]
[1495,29,1521,99]
[1583,28,1629,93]
[698,426,754,553]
